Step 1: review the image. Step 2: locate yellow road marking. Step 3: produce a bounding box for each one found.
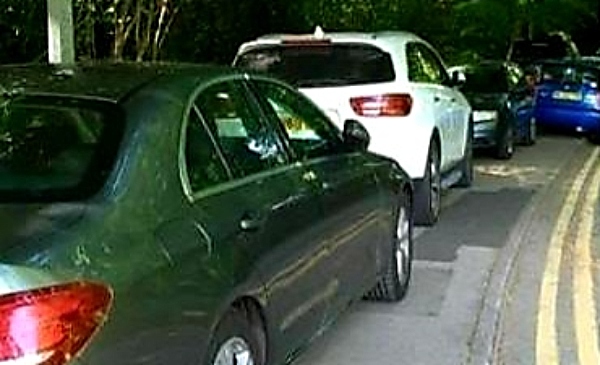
[573,153,600,364]
[536,148,599,365]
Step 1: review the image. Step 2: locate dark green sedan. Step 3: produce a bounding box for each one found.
[0,62,413,365]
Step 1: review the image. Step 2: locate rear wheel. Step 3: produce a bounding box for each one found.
[207,308,265,365]
[414,141,441,226]
[365,191,413,302]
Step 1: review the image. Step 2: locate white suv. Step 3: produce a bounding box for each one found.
[234,28,473,225]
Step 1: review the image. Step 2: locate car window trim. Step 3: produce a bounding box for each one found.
[186,161,304,203]
[178,78,237,200]
[243,75,347,162]
[236,77,293,165]
[241,76,299,160]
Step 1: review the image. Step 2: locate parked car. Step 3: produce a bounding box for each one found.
[449,60,536,159]
[508,31,580,69]
[0,62,414,365]
[533,59,600,139]
[233,27,473,226]
[581,55,600,67]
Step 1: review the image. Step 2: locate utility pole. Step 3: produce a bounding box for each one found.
[47,0,75,64]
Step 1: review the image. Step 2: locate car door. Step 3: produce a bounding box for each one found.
[415,43,468,167]
[508,65,535,132]
[185,78,335,357]
[246,77,383,311]
[406,42,455,170]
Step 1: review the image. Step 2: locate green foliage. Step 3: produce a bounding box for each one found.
[0,0,597,64]
[0,1,46,63]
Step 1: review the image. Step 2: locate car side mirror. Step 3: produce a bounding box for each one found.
[343,119,370,151]
[450,70,466,87]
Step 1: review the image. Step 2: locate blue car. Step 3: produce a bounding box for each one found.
[453,60,536,159]
[534,59,600,139]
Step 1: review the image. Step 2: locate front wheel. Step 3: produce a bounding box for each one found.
[207,308,265,365]
[523,117,536,146]
[364,191,413,302]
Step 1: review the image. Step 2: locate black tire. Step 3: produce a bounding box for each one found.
[522,117,536,146]
[456,121,473,188]
[365,191,413,302]
[414,140,441,226]
[588,133,600,145]
[496,125,514,160]
[205,307,265,365]
[587,124,600,145]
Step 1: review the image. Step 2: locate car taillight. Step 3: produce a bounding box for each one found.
[350,94,413,117]
[0,281,112,365]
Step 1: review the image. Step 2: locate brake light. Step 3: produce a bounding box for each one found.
[0,281,112,364]
[350,94,413,117]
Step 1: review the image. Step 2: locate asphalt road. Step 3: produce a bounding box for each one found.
[294,134,594,365]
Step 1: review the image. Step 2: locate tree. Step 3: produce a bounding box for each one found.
[109,0,180,60]
[0,0,47,63]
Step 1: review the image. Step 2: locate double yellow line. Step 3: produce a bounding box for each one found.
[537,148,600,364]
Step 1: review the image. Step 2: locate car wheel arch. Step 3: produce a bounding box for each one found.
[431,128,442,163]
[209,296,269,364]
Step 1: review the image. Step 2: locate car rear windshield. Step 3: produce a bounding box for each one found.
[511,38,575,64]
[539,63,599,86]
[235,43,395,87]
[0,96,124,202]
[462,66,509,93]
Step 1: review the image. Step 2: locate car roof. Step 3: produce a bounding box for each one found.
[0,62,238,102]
[238,29,424,54]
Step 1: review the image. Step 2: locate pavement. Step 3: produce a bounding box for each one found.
[292,135,593,365]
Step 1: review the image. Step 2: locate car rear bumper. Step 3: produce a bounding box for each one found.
[535,107,600,133]
[473,121,498,148]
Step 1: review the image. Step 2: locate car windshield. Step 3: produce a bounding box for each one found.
[539,63,599,86]
[235,43,395,87]
[462,66,509,93]
[0,96,123,202]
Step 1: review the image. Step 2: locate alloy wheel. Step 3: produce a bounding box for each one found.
[213,337,255,365]
[396,204,411,284]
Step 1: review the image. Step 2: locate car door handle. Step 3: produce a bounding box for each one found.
[239,212,264,232]
[434,96,441,102]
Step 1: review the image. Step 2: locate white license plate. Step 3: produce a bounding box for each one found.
[552,90,581,101]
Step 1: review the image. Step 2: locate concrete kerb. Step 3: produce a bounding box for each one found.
[465,142,595,365]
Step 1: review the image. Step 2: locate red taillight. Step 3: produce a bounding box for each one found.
[0,281,112,364]
[350,94,413,117]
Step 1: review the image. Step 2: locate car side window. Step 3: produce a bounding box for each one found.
[195,81,287,178]
[251,80,344,161]
[183,107,230,193]
[406,43,425,82]
[416,44,449,85]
